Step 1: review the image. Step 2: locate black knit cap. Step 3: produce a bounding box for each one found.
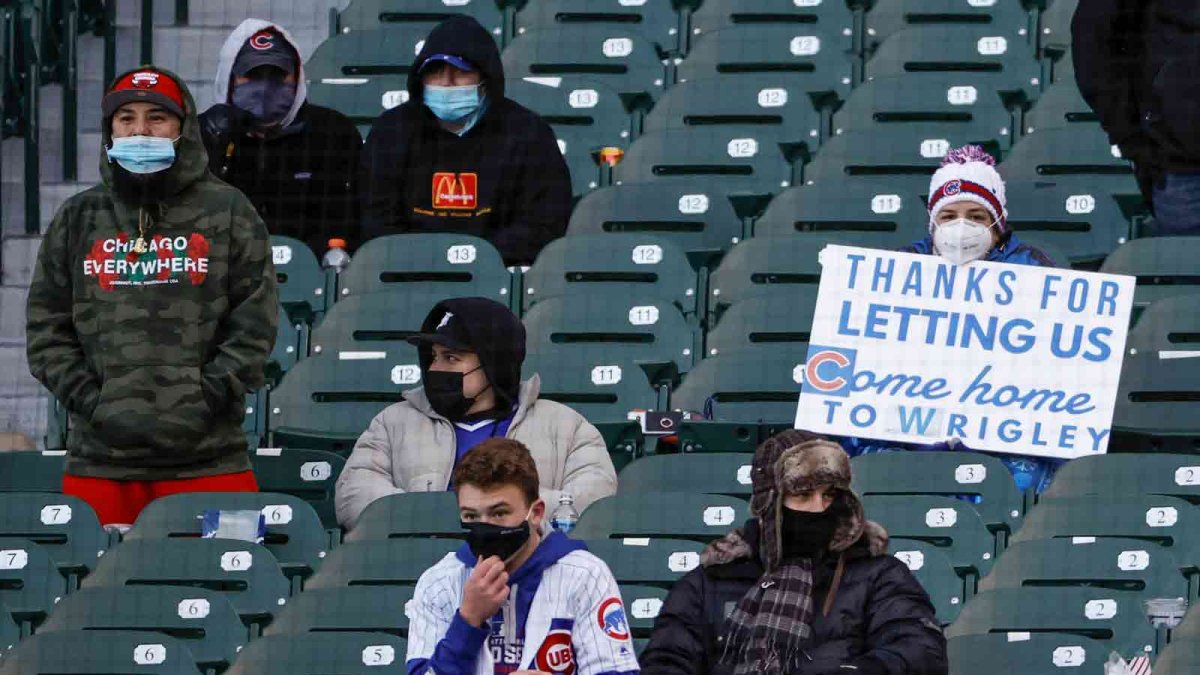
[409,297,526,409]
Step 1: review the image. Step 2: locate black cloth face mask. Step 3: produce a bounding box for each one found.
[231,78,295,127]
[424,366,490,421]
[462,514,532,562]
[779,502,841,560]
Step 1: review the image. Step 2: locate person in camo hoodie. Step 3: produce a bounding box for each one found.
[25,66,278,529]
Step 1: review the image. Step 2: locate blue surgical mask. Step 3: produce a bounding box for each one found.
[106,135,178,174]
[424,84,481,123]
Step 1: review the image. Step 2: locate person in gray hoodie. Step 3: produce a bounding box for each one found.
[335,297,617,529]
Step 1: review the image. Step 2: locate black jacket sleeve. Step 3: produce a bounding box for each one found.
[1071,0,1149,158]
[319,111,364,252]
[358,108,411,243]
[844,558,948,675]
[490,119,572,266]
[640,568,712,675]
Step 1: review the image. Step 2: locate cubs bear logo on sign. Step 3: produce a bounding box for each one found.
[533,629,576,674]
[598,598,630,641]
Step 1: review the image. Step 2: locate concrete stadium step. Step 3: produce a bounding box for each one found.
[0,285,27,343]
[1,236,42,287]
[1,131,103,184]
[0,391,49,447]
[3,182,91,239]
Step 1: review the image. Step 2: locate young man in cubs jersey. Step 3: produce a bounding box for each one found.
[406,438,640,675]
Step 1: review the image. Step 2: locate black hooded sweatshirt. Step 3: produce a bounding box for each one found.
[414,297,526,415]
[358,16,573,266]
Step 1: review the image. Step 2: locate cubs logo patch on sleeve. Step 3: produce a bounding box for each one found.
[597,598,630,641]
[533,627,576,674]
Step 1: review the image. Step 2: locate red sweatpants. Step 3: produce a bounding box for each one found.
[62,471,259,528]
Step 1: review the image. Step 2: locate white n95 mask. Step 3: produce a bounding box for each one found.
[933,218,995,265]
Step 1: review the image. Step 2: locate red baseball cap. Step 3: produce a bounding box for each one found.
[102,69,186,118]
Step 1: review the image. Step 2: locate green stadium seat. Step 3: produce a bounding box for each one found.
[269,358,405,454]
[265,586,412,638]
[0,493,108,581]
[250,448,345,529]
[753,182,927,247]
[689,0,854,41]
[522,353,658,467]
[305,539,460,589]
[1038,0,1077,58]
[704,290,819,358]
[946,588,1159,659]
[270,236,327,323]
[1110,354,1200,454]
[242,390,266,452]
[306,26,430,83]
[948,633,1113,674]
[0,538,66,628]
[1042,453,1200,502]
[501,27,667,104]
[1004,182,1129,266]
[862,495,996,582]
[523,234,698,315]
[82,539,291,626]
[0,630,203,675]
[306,75,408,133]
[865,0,1033,54]
[978,538,1189,599]
[705,236,829,326]
[1018,237,1070,269]
[617,454,754,497]
[832,74,1015,145]
[1022,82,1098,135]
[620,584,669,637]
[44,398,67,451]
[1127,295,1200,355]
[890,540,964,624]
[39,587,244,674]
[0,599,16,651]
[676,26,854,102]
[852,452,1024,540]
[864,26,1042,100]
[0,451,63,492]
[338,0,505,39]
[1099,237,1200,311]
[670,350,807,454]
[225,632,408,675]
[1000,126,1141,206]
[583,538,704,587]
[614,127,797,199]
[573,492,749,542]
[642,76,823,149]
[1008,496,1200,575]
[507,77,631,145]
[515,0,682,54]
[126,492,329,580]
[337,234,511,301]
[307,290,443,362]
[553,126,606,198]
[567,181,744,263]
[1052,47,1074,84]
[343,492,461,542]
[269,306,301,381]
[523,294,696,381]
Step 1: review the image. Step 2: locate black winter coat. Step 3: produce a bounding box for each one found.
[639,520,948,675]
[202,102,362,255]
[358,16,572,267]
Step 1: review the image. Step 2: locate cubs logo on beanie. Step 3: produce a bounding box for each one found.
[926,145,1009,238]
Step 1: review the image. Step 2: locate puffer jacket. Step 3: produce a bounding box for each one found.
[640,519,947,675]
[335,376,617,529]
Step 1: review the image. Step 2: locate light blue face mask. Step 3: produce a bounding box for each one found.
[106,135,178,174]
[424,84,481,123]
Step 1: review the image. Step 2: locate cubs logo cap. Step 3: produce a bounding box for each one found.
[233,28,296,77]
[102,68,186,118]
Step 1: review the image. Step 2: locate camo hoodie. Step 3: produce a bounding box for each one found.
[26,66,278,480]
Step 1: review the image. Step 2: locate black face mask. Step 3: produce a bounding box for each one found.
[231,77,296,127]
[424,366,489,421]
[462,517,532,562]
[779,503,841,560]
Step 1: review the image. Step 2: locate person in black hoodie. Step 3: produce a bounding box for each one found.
[641,430,947,675]
[200,20,362,255]
[359,16,573,266]
[1072,0,1200,235]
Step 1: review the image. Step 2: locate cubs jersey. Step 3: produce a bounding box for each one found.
[406,531,640,675]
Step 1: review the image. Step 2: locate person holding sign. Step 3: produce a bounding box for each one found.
[843,145,1064,494]
[641,431,947,675]
[335,298,616,529]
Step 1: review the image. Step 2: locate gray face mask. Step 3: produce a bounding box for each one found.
[231,78,295,126]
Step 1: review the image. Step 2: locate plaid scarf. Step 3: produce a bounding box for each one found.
[720,557,816,674]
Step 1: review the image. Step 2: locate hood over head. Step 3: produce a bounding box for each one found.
[407,16,506,103]
[412,297,525,412]
[213,19,308,129]
[100,66,209,198]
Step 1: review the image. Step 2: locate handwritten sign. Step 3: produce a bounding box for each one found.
[795,246,1134,460]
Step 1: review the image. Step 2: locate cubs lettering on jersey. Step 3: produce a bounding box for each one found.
[405,531,640,675]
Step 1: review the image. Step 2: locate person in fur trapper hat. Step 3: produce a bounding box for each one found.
[902,144,1056,266]
[640,430,947,675]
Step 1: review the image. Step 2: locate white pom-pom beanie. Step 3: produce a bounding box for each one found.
[926,145,1009,237]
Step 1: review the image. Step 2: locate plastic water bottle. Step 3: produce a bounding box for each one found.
[550,494,579,535]
[322,238,351,273]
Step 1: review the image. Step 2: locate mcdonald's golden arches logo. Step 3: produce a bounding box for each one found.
[432,172,478,210]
